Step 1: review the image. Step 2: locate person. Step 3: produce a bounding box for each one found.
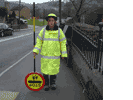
[33,13,67,91]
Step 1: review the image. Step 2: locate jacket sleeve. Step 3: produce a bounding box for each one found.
[33,28,44,55]
[59,28,68,57]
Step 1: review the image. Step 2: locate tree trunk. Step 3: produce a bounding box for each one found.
[74,14,80,22]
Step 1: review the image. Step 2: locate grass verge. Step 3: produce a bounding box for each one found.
[24,19,47,26]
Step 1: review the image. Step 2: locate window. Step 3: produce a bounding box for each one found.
[0,25,4,28]
[4,25,8,29]
[3,25,6,29]
[6,25,8,28]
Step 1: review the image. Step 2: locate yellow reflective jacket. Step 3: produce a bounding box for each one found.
[33,25,67,57]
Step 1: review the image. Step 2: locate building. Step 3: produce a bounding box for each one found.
[0,0,6,23]
[0,0,5,7]
[5,1,10,15]
[10,5,30,19]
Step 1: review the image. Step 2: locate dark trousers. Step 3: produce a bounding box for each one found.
[43,74,57,86]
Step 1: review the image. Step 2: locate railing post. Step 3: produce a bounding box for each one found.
[95,22,103,69]
[67,24,73,70]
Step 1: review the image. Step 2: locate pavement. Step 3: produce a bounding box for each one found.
[0,27,87,100]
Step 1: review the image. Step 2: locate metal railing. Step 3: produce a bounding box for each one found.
[70,24,103,74]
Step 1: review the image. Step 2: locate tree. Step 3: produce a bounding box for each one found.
[12,11,16,18]
[69,0,102,22]
[30,8,42,19]
[69,0,86,22]
[0,7,8,22]
[85,7,103,25]
[35,8,41,18]
[63,2,73,17]
[0,7,7,17]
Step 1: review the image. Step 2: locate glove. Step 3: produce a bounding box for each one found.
[33,52,37,56]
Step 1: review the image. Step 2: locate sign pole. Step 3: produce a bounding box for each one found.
[33,2,36,73]
[25,8,46,90]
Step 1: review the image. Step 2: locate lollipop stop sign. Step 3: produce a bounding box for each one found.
[25,72,45,91]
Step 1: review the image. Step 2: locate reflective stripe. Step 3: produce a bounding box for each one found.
[42,27,66,42]
[34,47,41,50]
[42,27,60,41]
[43,38,59,41]
[58,28,60,41]
[61,51,67,54]
[43,26,46,40]
[37,35,43,41]
[42,56,60,59]
[63,25,68,34]
[60,37,66,41]
[43,26,60,41]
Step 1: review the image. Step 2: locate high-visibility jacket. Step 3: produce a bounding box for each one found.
[33,25,67,75]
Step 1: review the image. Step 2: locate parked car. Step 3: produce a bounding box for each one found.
[0,23,14,37]
[21,19,27,24]
[16,16,28,24]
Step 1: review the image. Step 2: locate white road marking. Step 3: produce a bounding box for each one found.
[0,31,40,43]
[0,33,32,43]
[0,91,19,100]
[0,50,33,77]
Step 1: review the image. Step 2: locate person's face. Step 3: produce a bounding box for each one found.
[48,17,56,27]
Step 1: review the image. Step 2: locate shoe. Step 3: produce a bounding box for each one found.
[43,74,50,91]
[50,84,57,90]
[50,75,57,90]
[44,85,50,91]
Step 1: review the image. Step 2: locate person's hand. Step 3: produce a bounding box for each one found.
[33,52,37,57]
[62,57,64,59]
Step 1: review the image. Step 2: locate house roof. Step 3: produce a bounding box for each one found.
[10,5,27,11]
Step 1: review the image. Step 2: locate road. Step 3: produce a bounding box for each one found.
[0,26,87,100]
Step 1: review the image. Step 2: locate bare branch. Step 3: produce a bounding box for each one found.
[75,0,84,15]
[69,0,78,11]
[78,10,87,16]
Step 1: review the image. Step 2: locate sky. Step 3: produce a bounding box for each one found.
[6,0,67,4]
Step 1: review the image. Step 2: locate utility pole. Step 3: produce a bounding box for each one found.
[4,2,6,23]
[43,9,45,26]
[19,0,21,31]
[59,0,61,25]
[4,2,6,7]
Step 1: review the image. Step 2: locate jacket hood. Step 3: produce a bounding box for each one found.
[46,24,58,30]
